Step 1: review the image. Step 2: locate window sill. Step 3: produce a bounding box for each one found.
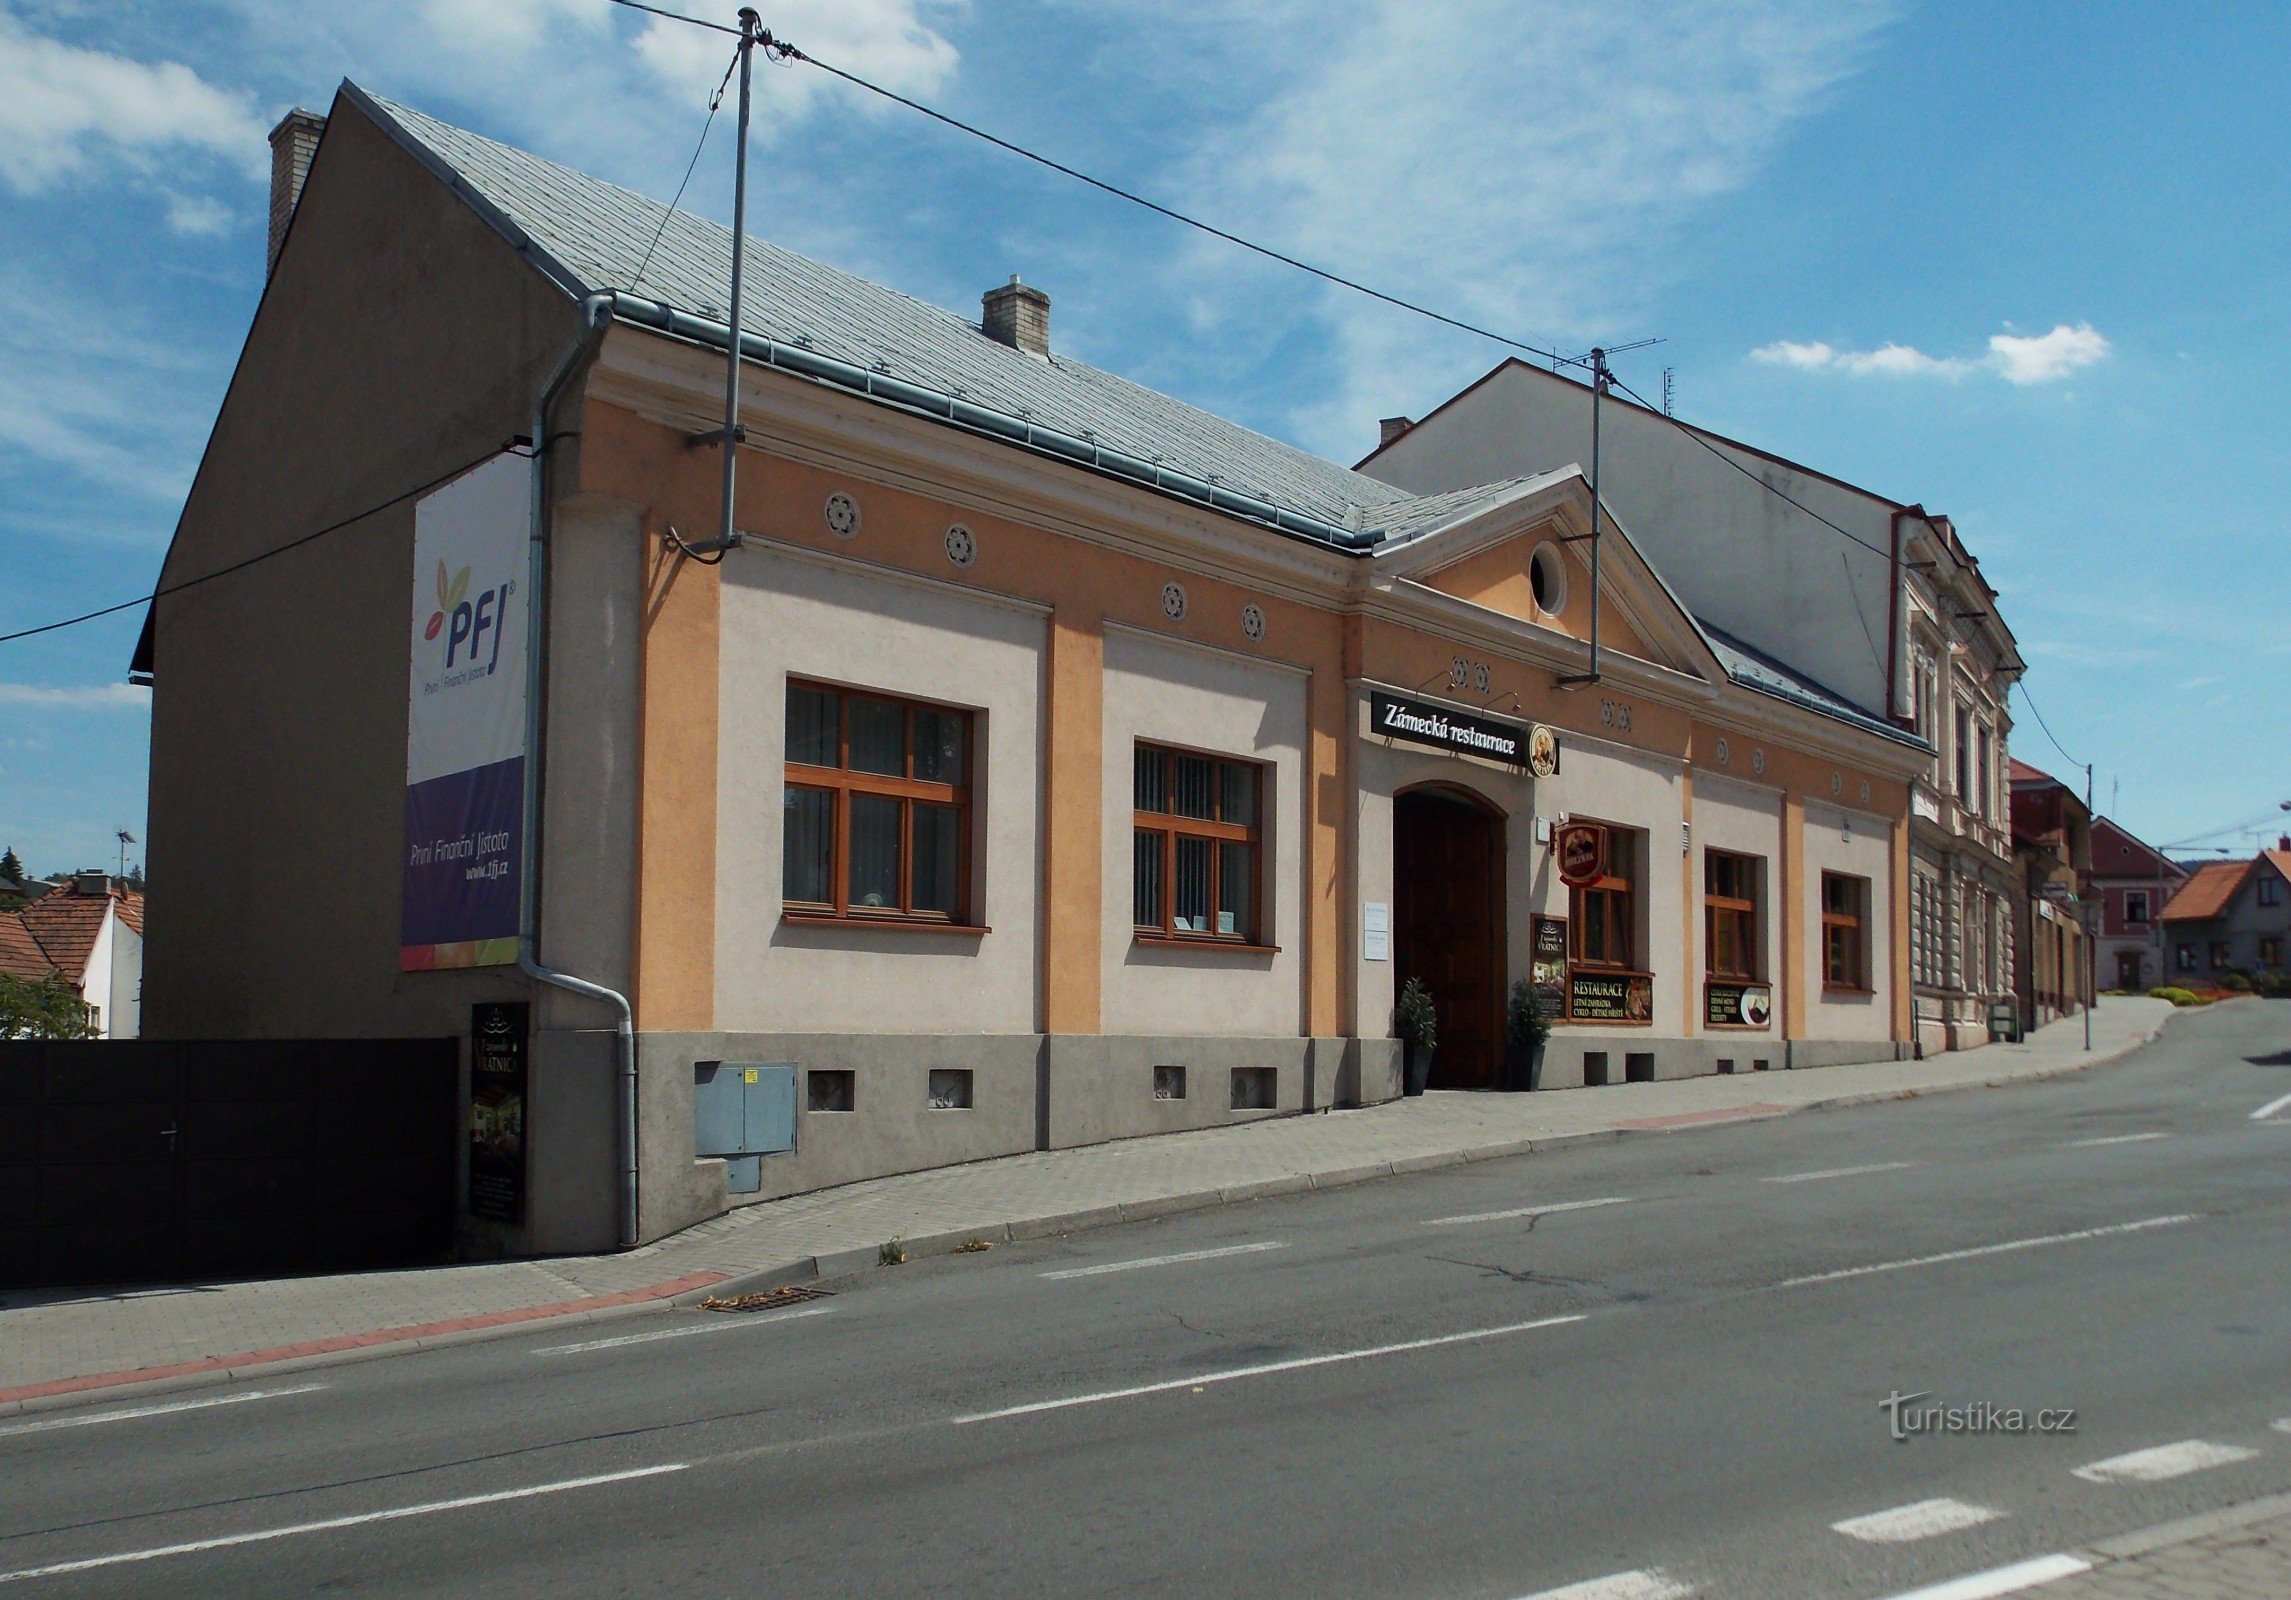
[781,911,990,935]
[1132,931,1281,955]
[1822,983,1876,997]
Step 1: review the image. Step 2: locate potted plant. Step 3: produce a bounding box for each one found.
[1394,977,1437,1096]
[1504,979,1551,1091]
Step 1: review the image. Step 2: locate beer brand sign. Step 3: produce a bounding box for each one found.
[1555,822,1606,887]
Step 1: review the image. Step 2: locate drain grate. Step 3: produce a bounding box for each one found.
[698,1284,832,1313]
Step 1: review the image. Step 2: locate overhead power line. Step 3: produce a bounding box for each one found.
[0,442,527,649]
[2013,679,2084,773]
[607,0,1584,372]
[626,39,745,293]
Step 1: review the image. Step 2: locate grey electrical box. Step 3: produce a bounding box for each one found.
[693,1061,796,1194]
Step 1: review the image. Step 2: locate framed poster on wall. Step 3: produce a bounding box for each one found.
[469,1001,528,1222]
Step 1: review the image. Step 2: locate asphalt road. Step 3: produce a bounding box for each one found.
[3,1001,2287,1599]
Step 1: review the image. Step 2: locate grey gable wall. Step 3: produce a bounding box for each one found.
[1363,361,1900,720]
[142,92,583,1041]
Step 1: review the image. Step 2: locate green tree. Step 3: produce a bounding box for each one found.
[0,973,97,1039]
[0,847,21,885]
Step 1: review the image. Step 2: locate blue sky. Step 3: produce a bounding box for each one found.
[1,0,2285,877]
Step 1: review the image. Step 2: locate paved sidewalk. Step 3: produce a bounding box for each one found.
[0,997,2176,1410]
[2056,1492,2291,1599]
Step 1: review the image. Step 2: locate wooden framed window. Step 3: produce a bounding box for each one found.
[2122,889,2149,925]
[1132,743,1264,945]
[2210,942,2232,970]
[1572,827,1637,970]
[2262,937,2283,968]
[1704,850,1762,980]
[1822,872,1870,990]
[2259,876,2282,907]
[781,680,975,926]
[2176,943,2195,973]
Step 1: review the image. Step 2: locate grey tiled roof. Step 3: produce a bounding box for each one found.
[352,86,1410,529]
[1701,622,1926,749]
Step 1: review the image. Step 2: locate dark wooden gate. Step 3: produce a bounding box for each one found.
[0,1038,456,1289]
[1394,788,1507,1089]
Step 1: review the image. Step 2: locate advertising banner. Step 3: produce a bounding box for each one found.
[1569,970,1653,1022]
[469,1001,528,1222]
[1706,981,1774,1028]
[402,453,528,970]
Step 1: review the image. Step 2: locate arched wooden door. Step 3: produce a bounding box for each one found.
[1393,786,1506,1089]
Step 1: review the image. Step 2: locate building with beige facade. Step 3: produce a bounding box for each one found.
[1359,360,2026,1054]
[135,89,1922,1258]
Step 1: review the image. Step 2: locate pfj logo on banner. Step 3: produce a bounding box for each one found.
[401,453,529,971]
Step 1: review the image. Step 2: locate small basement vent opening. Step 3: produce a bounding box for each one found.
[928,1069,973,1110]
[1230,1067,1277,1110]
[808,1069,855,1112]
[1154,1064,1187,1101]
[1625,1052,1656,1084]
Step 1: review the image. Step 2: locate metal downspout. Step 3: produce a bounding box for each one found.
[519,292,642,1250]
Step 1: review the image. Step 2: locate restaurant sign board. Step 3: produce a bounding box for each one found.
[1706,981,1774,1029]
[1369,691,1528,767]
[1569,970,1653,1022]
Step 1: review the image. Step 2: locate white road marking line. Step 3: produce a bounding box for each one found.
[1422,1196,1634,1228]
[1869,1553,2090,1600]
[1772,1213,2198,1290]
[1763,1161,1915,1184]
[1831,1497,2002,1543]
[0,1383,326,1439]
[0,1463,687,1584]
[1038,1241,1287,1279]
[1509,1570,1693,1600]
[2065,1132,2168,1148]
[2250,1090,2291,1122]
[533,1303,832,1354]
[954,1313,1585,1424]
[2072,1438,2259,1483]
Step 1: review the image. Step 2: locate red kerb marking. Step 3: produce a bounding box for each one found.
[0,1271,728,1405]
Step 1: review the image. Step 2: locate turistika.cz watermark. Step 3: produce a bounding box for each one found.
[1880,1390,2077,1442]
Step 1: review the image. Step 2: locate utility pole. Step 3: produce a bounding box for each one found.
[1558,347,1610,687]
[689,7,761,557]
[2083,762,2094,1051]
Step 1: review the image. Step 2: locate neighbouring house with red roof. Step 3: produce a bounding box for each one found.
[2160,845,2291,982]
[0,873,143,1037]
[2088,816,2187,993]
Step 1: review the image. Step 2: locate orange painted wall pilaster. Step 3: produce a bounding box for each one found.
[1781,791,1807,1040]
[1307,662,1346,1037]
[1680,765,1698,1037]
[1042,610,1104,1034]
[633,537,720,1030]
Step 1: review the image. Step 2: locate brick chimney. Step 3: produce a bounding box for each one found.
[982,275,1050,357]
[1378,416,1414,448]
[267,109,326,274]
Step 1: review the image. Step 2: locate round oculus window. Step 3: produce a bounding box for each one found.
[823,491,861,539]
[1529,542,1566,615]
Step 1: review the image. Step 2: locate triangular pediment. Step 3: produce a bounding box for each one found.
[1374,470,1721,682]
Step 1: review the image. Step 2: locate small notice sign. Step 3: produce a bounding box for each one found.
[469,1001,529,1223]
[1706,981,1773,1028]
[1363,901,1390,962]
[1569,970,1653,1023]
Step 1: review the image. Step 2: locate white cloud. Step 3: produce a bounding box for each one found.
[1752,322,2109,384]
[1989,321,2110,384]
[163,192,232,235]
[0,12,268,193]
[0,682,149,709]
[1159,0,1897,456]
[1752,339,1837,370]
